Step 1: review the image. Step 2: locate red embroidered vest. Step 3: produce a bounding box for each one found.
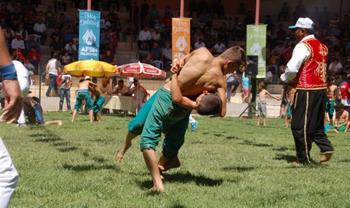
[294,38,328,89]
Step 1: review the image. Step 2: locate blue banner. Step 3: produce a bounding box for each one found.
[78,10,100,60]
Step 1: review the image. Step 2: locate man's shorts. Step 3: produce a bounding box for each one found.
[286,103,293,119]
[257,101,267,118]
[139,87,191,159]
[74,89,93,110]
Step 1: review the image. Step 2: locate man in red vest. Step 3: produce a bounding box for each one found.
[281,17,334,165]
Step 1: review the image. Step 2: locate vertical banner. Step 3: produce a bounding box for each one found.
[78,10,101,60]
[172,18,191,62]
[246,25,267,78]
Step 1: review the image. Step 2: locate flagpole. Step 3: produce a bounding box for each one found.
[180,0,184,18]
[87,0,91,10]
[255,0,260,25]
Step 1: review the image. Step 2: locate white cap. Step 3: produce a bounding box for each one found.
[289,17,314,29]
[84,76,91,80]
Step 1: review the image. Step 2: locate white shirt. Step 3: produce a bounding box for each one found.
[328,61,343,74]
[11,38,25,50]
[213,42,226,54]
[194,41,206,49]
[47,58,60,75]
[138,30,152,41]
[33,23,47,33]
[280,35,313,82]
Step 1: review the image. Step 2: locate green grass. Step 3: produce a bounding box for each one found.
[1,112,350,208]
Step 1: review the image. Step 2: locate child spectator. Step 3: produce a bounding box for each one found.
[334,103,350,132]
[129,78,149,113]
[326,77,338,126]
[256,81,280,126]
[284,86,296,128]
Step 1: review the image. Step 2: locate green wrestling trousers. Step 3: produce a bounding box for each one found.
[130,87,191,159]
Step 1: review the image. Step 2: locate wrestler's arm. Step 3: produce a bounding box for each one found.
[0,27,22,122]
[266,90,281,100]
[216,86,227,117]
[171,73,198,109]
[171,49,198,73]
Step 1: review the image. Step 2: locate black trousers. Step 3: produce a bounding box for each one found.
[291,89,334,163]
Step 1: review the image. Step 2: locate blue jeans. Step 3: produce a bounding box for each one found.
[33,103,44,124]
[59,88,71,111]
[46,74,58,96]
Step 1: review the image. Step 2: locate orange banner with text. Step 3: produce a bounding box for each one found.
[172,18,191,62]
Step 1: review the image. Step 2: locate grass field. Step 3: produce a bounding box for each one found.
[1,112,350,208]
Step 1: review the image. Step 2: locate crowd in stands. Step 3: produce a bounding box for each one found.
[0,0,349,82]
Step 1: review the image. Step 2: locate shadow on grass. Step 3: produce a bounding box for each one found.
[33,135,62,143]
[190,141,203,144]
[238,140,273,147]
[274,154,296,162]
[163,171,223,186]
[272,146,290,152]
[221,166,255,172]
[226,135,244,140]
[62,163,119,171]
[92,156,108,163]
[136,171,223,190]
[57,146,78,152]
[339,159,350,163]
[105,126,122,130]
[169,202,186,208]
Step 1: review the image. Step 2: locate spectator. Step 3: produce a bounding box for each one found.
[33,18,47,45]
[61,50,72,66]
[151,28,161,43]
[328,57,343,75]
[340,75,350,113]
[101,49,116,64]
[150,42,162,60]
[138,26,152,50]
[194,38,206,49]
[27,46,41,73]
[64,40,77,55]
[112,79,130,96]
[45,53,61,97]
[58,74,72,111]
[212,40,226,56]
[25,34,41,54]
[161,41,172,70]
[130,78,149,112]
[11,34,25,51]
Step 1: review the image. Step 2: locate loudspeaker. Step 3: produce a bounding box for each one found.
[246,55,258,76]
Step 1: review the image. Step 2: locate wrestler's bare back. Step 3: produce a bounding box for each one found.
[163,48,226,97]
[78,80,91,90]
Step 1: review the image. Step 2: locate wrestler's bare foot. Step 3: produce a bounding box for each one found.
[150,184,164,193]
[115,150,124,162]
[158,155,181,172]
[320,152,333,164]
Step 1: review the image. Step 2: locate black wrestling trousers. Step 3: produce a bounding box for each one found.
[291,89,334,163]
